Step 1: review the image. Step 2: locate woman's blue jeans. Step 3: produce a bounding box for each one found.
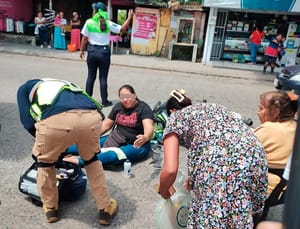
[66,135,152,167]
[250,42,259,63]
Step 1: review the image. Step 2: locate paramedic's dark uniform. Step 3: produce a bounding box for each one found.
[17,78,111,211]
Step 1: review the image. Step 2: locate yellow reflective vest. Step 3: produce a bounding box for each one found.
[29,78,102,121]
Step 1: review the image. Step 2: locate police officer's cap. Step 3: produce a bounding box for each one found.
[92,2,107,11]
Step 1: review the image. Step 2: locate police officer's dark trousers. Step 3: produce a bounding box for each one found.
[86,44,111,104]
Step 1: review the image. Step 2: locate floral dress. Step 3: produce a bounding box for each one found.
[163,103,268,229]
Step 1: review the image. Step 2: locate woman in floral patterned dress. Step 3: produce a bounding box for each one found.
[158,90,268,229]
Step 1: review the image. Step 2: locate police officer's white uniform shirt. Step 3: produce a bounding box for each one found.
[81,21,121,46]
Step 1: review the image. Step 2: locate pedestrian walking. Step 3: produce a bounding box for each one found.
[17,78,117,225]
[80,2,134,107]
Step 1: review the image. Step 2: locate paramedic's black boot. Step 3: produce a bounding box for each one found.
[271,66,275,74]
[99,198,118,225]
[43,205,59,223]
[263,65,267,74]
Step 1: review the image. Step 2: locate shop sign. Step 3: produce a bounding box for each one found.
[134,0,168,7]
[133,13,157,40]
[0,0,32,21]
[203,0,300,13]
[0,0,12,8]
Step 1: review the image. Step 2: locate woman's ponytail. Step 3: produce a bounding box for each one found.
[100,17,107,32]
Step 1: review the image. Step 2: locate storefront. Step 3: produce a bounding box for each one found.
[0,0,33,32]
[202,0,300,66]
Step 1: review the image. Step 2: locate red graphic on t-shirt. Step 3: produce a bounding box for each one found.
[116,112,137,127]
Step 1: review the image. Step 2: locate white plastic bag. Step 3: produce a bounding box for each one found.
[155,170,191,229]
[156,198,178,229]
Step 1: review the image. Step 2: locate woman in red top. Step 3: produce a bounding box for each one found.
[249,25,265,64]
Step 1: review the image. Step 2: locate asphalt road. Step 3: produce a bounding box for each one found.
[0,53,275,228]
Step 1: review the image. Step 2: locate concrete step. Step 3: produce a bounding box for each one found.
[0,32,36,46]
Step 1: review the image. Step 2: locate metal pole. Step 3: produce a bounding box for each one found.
[283,102,300,229]
[49,0,52,10]
[107,0,112,20]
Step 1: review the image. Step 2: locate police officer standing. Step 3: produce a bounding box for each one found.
[17,78,117,225]
[80,2,134,107]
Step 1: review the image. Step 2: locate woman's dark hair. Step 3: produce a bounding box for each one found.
[256,24,264,32]
[100,17,107,31]
[261,91,298,122]
[166,91,192,115]
[118,84,136,96]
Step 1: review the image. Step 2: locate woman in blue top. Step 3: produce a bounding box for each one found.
[64,85,154,168]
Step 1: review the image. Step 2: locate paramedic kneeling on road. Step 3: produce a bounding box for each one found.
[17,78,117,225]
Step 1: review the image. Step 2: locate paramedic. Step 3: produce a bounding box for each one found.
[17,78,117,225]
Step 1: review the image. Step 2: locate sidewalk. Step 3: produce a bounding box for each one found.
[0,40,274,82]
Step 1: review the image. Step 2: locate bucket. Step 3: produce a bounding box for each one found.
[6,18,14,32]
[15,21,24,34]
[67,43,77,52]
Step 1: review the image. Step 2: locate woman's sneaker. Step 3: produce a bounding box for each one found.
[43,205,59,223]
[98,198,118,225]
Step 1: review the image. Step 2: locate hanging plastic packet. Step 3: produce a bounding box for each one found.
[155,170,191,229]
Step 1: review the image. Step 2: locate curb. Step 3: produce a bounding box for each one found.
[0,41,274,82]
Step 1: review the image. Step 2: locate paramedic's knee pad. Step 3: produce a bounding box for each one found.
[37,161,56,168]
[83,154,98,166]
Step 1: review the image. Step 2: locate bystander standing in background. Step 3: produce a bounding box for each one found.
[34,11,51,49]
[70,12,81,50]
[249,24,265,64]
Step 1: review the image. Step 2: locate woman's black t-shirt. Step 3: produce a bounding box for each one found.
[108,100,154,144]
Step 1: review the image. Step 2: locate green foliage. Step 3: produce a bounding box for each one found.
[155,51,162,57]
[117,10,127,25]
[196,38,203,48]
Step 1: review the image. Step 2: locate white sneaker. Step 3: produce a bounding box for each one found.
[40,45,44,48]
[61,33,65,36]
[47,45,51,49]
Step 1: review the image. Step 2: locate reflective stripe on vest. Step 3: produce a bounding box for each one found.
[29,78,102,121]
[30,79,82,105]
